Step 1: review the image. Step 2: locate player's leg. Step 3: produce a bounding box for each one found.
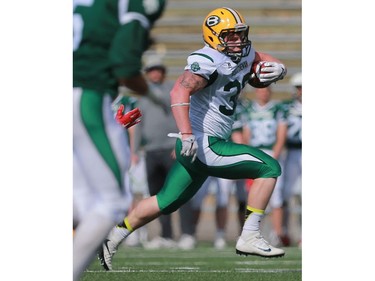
[189,177,211,237]
[264,150,290,247]
[177,200,197,250]
[73,89,131,277]
[106,161,206,240]
[124,153,149,247]
[267,180,291,247]
[235,177,284,255]
[283,148,302,246]
[73,152,113,281]
[143,150,175,249]
[214,178,232,249]
[132,161,207,229]
[263,150,290,246]
[199,136,285,257]
[177,177,211,249]
[234,179,247,232]
[100,160,207,269]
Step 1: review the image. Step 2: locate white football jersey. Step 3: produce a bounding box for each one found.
[185,45,255,140]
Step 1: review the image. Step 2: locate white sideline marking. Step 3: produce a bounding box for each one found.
[86,268,301,273]
[235,260,301,265]
[235,268,302,273]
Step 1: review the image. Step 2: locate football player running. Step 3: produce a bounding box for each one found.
[99,7,287,270]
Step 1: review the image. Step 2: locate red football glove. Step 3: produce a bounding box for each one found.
[115,104,142,129]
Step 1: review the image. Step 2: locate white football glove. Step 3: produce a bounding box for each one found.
[168,133,198,163]
[258,62,287,83]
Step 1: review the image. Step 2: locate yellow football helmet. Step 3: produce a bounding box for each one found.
[202,7,251,62]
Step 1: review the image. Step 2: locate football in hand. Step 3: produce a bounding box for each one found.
[248,61,273,88]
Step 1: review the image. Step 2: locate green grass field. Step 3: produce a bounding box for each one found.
[81,242,302,281]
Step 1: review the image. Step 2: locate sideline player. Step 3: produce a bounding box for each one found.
[282,72,302,246]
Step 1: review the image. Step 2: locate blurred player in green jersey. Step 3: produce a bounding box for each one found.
[73,0,166,280]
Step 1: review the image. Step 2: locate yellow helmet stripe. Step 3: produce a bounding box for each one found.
[222,7,242,24]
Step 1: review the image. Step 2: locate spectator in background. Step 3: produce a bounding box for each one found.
[190,176,231,249]
[132,55,196,250]
[240,86,290,247]
[282,72,302,247]
[73,0,167,279]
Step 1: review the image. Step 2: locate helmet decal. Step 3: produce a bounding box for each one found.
[224,7,243,24]
[206,16,221,27]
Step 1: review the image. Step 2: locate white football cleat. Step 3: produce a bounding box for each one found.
[98,238,117,271]
[143,236,177,249]
[177,234,196,250]
[236,231,285,258]
[214,237,227,250]
[97,227,127,270]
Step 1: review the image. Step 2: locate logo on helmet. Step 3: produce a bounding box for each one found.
[206,16,220,27]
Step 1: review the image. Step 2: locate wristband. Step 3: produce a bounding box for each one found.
[171,102,190,107]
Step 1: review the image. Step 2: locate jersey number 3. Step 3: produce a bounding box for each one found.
[219,72,250,116]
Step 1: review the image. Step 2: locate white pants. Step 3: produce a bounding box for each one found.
[283,148,302,198]
[73,88,132,225]
[261,149,285,209]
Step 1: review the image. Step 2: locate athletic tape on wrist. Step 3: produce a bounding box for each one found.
[170,102,190,107]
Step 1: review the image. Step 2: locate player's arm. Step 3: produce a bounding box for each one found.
[273,122,287,159]
[128,123,142,166]
[111,21,167,111]
[117,73,168,113]
[170,70,207,139]
[111,20,148,96]
[231,130,246,144]
[115,105,142,129]
[118,74,148,95]
[242,125,251,145]
[255,51,283,64]
[273,104,288,159]
[168,70,207,162]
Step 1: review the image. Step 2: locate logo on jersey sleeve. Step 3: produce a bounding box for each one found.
[191,62,201,72]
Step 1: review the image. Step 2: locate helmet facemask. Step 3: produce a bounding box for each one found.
[217,24,251,63]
